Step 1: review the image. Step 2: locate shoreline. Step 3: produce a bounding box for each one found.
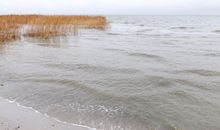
[0,97,94,130]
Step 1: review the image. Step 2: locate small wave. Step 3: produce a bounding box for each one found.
[106,32,121,36]
[136,29,153,33]
[69,102,121,114]
[146,33,171,37]
[123,21,136,25]
[104,48,125,52]
[170,27,194,30]
[169,89,203,106]
[86,37,99,40]
[212,30,220,33]
[126,52,165,61]
[46,63,140,75]
[204,53,220,57]
[179,69,220,77]
[0,97,96,130]
[105,48,165,61]
[138,24,145,27]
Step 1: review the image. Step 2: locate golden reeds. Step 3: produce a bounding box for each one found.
[0,23,20,42]
[0,15,107,42]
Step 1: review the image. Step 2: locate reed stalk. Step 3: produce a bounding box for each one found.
[0,15,107,42]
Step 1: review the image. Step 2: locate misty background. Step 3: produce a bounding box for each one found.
[0,0,220,15]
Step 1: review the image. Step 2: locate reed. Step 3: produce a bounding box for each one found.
[0,23,20,42]
[0,15,107,42]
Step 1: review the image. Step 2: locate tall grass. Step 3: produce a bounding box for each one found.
[0,15,107,42]
[0,23,20,42]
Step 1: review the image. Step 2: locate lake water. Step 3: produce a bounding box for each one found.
[0,16,220,130]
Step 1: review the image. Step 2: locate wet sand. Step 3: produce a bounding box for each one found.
[0,98,91,130]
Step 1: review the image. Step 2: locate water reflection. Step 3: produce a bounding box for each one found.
[24,36,72,47]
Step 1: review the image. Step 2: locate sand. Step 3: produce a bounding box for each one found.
[0,98,93,130]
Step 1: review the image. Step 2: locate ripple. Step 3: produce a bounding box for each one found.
[46,63,140,75]
[137,24,145,27]
[212,30,220,33]
[178,69,220,77]
[204,53,220,57]
[136,29,153,33]
[105,48,165,61]
[106,32,121,36]
[170,27,195,30]
[126,52,165,61]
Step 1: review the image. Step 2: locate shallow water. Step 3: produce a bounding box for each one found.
[1,16,220,130]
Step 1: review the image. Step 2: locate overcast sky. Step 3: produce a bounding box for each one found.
[1,0,220,15]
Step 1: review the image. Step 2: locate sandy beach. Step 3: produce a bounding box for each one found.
[0,98,92,130]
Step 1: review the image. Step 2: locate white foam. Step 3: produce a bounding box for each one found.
[0,96,97,130]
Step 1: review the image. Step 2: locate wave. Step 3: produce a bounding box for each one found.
[146,33,172,37]
[136,29,153,33]
[137,24,145,27]
[0,74,209,130]
[204,53,220,57]
[85,37,99,41]
[106,32,121,36]
[178,69,220,77]
[45,63,140,75]
[105,48,165,61]
[125,52,165,61]
[0,97,96,130]
[170,27,195,30]
[212,30,220,33]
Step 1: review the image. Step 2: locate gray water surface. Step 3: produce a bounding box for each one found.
[1,16,220,130]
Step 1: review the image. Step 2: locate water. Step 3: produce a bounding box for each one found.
[0,16,220,130]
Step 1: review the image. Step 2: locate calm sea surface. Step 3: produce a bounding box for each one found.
[1,16,220,130]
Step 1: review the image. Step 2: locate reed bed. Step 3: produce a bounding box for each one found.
[0,23,20,42]
[0,15,107,42]
[24,25,79,39]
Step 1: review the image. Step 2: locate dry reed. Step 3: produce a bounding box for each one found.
[0,15,107,42]
[0,23,20,42]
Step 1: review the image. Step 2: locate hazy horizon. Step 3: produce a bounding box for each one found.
[1,0,220,15]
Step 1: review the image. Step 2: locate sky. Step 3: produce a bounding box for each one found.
[1,0,220,15]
